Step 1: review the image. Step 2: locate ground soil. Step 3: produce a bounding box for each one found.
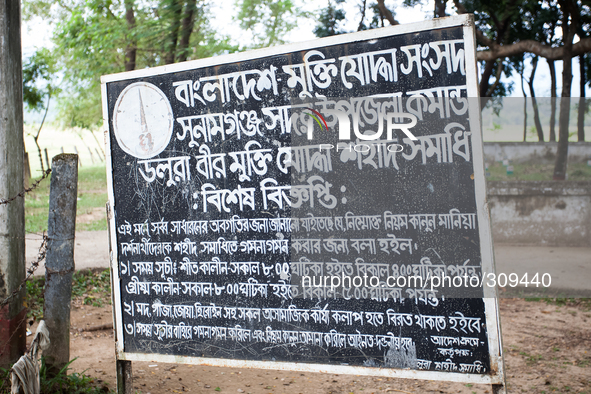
[76,207,107,225]
[27,298,591,394]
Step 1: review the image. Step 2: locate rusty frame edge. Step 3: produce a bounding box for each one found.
[101,80,126,356]
[462,15,506,388]
[116,351,503,385]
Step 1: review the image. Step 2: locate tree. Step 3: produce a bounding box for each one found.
[23,48,58,172]
[313,0,591,179]
[314,0,347,37]
[553,0,579,180]
[24,0,238,129]
[236,0,302,48]
[577,54,587,142]
[548,58,557,141]
[518,58,528,141]
[526,56,545,142]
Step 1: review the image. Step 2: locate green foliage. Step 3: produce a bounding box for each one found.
[23,48,58,112]
[0,337,112,393]
[25,0,239,129]
[469,0,550,97]
[72,269,112,307]
[236,0,302,47]
[314,0,347,37]
[37,357,112,393]
[366,2,391,30]
[25,275,45,320]
[24,269,112,321]
[0,367,9,393]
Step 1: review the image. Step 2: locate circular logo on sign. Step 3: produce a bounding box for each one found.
[113,82,174,159]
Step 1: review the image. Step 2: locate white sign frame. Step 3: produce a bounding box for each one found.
[101,14,505,386]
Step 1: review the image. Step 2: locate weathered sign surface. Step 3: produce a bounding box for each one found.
[102,15,504,384]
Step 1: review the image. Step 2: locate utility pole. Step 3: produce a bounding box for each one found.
[0,1,27,367]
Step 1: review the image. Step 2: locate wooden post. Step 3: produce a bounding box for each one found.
[24,151,31,189]
[117,360,133,394]
[73,146,82,166]
[95,148,104,162]
[44,148,50,170]
[107,202,134,394]
[43,154,78,375]
[0,0,26,368]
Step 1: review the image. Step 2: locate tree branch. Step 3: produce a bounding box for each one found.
[477,38,591,61]
[485,60,503,97]
[453,0,494,47]
[124,0,137,71]
[434,0,447,18]
[358,0,367,31]
[178,0,197,63]
[376,0,398,26]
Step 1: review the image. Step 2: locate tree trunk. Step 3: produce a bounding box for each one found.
[164,0,183,64]
[479,60,496,108]
[358,0,367,31]
[33,92,51,173]
[548,59,557,141]
[527,56,544,141]
[553,0,578,180]
[124,0,137,71]
[177,0,197,63]
[434,0,446,17]
[376,0,398,25]
[578,54,586,141]
[521,68,527,141]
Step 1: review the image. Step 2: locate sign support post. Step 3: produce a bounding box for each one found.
[116,359,133,394]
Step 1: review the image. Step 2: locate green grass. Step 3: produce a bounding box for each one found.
[525,297,591,311]
[0,357,112,393]
[486,162,591,181]
[25,269,112,321]
[25,165,108,233]
[72,269,112,307]
[519,351,544,365]
[23,161,591,233]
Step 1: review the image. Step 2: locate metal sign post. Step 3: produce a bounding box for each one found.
[102,15,505,392]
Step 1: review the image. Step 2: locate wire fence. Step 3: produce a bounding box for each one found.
[0,168,52,308]
[0,170,53,365]
[0,169,50,206]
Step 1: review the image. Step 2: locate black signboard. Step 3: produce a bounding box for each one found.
[102,15,504,384]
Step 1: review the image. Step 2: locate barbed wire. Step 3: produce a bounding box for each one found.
[0,234,48,308]
[0,167,53,305]
[0,169,51,206]
[0,233,48,368]
[0,169,52,368]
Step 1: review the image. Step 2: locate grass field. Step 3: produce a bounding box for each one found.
[486,161,591,181]
[25,165,108,233]
[23,160,591,233]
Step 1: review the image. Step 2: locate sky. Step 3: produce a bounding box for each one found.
[21,0,588,98]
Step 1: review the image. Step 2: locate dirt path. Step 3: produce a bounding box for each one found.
[43,298,589,394]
